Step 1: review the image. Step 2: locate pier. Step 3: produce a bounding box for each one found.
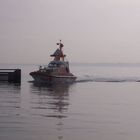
[0,69,21,83]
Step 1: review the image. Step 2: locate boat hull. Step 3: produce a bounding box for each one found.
[30,72,76,84]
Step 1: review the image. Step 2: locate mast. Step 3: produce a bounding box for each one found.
[51,40,66,61]
[59,40,65,61]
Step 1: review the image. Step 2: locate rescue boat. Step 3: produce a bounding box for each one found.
[30,40,77,83]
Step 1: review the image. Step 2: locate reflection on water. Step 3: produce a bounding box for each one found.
[0,82,21,116]
[0,82,22,140]
[0,80,74,140]
[30,83,72,119]
[30,82,73,140]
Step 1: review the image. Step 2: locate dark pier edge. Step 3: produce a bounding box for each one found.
[9,69,21,83]
[0,69,21,83]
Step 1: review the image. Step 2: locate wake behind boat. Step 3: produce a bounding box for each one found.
[30,40,77,84]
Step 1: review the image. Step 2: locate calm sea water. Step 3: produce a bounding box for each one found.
[1,63,140,140]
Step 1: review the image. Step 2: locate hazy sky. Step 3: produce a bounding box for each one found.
[1,0,140,64]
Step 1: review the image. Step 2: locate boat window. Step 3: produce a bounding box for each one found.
[48,63,58,68]
[48,61,67,68]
